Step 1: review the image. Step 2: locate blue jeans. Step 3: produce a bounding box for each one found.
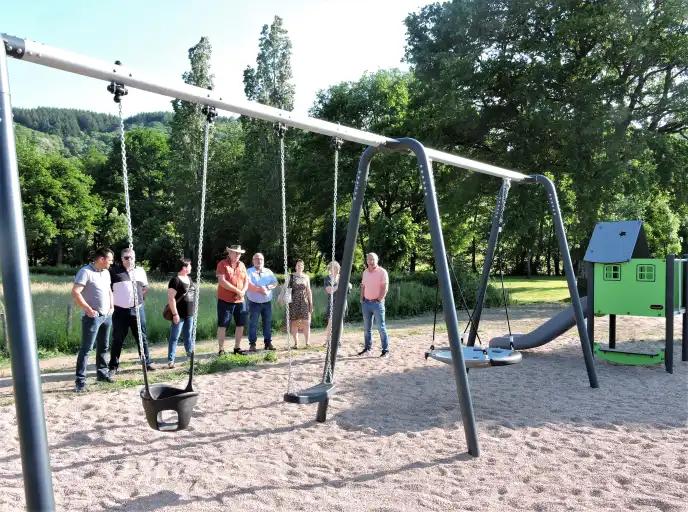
[248,300,272,345]
[75,314,112,385]
[168,316,194,363]
[362,300,389,351]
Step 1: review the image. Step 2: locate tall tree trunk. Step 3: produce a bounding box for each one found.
[471,237,477,272]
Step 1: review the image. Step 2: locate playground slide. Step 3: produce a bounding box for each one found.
[489,297,588,350]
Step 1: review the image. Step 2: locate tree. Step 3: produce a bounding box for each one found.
[99,127,173,267]
[169,37,215,258]
[241,16,296,266]
[309,70,429,271]
[16,136,102,264]
[405,0,688,271]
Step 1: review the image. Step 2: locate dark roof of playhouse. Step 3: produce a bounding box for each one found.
[584,220,650,263]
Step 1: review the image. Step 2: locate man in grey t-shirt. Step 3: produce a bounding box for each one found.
[72,247,114,392]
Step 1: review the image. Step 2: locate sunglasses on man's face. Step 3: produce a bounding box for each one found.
[123,256,133,260]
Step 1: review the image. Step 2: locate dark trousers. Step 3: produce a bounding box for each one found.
[248,300,273,345]
[75,314,111,385]
[109,306,151,370]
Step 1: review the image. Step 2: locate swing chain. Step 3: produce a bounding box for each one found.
[278,125,294,393]
[323,137,342,384]
[190,113,212,350]
[114,97,149,390]
[496,179,513,337]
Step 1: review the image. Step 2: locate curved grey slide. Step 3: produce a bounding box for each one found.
[489,297,588,350]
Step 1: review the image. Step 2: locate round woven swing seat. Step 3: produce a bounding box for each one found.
[425,345,522,368]
[141,384,199,432]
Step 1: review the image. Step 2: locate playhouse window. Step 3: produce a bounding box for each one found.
[636,264,655,282]
[603,264,621,281]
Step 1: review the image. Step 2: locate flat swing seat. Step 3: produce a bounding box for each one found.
[593,342,665,367]
[425,345,522,368]
[283,382,335,405]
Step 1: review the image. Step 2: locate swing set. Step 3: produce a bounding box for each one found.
[0,33,598,509]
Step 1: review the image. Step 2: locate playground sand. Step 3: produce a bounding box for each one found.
[0,305,685,511]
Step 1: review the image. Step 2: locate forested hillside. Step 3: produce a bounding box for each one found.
[12,2,687,277]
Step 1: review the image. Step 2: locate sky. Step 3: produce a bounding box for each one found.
[4,0,436,116]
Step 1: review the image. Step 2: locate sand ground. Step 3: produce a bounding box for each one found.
[0,305,686,511]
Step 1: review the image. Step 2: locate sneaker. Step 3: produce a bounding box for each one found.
[74,383,86,393]
[264,343,276,351]
[380,350,389,358]
[233,347,247,355]
[146,364,157,372]
[167,361,175,369]
[108,368,118,377]
[96,374,114,383]
[248,343,257,353]
[357,348,372,356]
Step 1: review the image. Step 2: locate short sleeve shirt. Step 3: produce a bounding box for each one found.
[216,259,247,303]
[110,265,148,308]
[74,263,112,315]
[246,266,278,304]
[361,266,388,301]
[168,276,196,318]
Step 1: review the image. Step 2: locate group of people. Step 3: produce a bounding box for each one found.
[72,245,391,392]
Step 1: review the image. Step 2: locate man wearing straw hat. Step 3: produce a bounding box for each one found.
[216,244,249,355]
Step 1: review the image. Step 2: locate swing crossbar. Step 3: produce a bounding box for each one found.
[1,33,528,182]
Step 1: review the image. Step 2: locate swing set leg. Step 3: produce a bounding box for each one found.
[316,399,328,423]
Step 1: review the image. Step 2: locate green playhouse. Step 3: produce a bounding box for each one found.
[584,220,687,373]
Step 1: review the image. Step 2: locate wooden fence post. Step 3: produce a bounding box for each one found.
[66,303,73,340]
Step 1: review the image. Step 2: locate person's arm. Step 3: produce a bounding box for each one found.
[307,277,313,313]
[325,276,337,295]
[72,284,97,318]
[217,274,238,292]
[108,288,114,315]
[140,269,149,299]
[266,273,278,291]
[379,271,389,302]
[167,287,181,324]
[360,273,365,302]
[246,271,262,293]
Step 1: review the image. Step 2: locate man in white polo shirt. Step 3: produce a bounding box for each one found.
[246,252,278,351]
[108,247,155,376]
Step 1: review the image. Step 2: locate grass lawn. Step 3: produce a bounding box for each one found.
[502,276,570,304]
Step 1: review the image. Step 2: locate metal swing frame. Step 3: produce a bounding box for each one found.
[0,34,598,509]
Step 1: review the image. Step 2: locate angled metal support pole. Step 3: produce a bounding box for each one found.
[683,258,687,363]
[467,179,511,347]
[316,145,380,423]
[0,41,55,510]
[666,255,674,374]
[318,139,480,457]
[528,175,599,388]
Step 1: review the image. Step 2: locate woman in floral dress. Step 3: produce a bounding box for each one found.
[287,259,313,348]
